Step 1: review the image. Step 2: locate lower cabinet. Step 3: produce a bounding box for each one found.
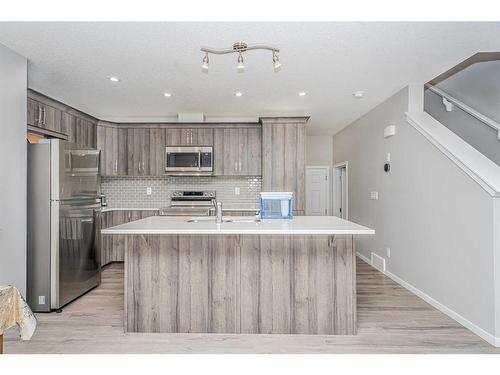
[101,210,158,266]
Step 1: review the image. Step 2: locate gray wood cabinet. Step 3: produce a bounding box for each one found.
[97,125,129,176]
[149,128,166,175]
[127,128,150,176]
[261,117,308,212]
[123,233,356,335]
[213,127,261,176]
[27,98,63,134]
[101,209,158,265]
[166,128,213,146]
[27,90,97,148]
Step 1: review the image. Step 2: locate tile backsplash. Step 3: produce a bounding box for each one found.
[101,176,262,209]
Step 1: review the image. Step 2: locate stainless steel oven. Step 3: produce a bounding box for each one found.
[165,146,213,175]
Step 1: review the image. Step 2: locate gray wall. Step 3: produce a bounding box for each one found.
[306,135,333,166]
[0,44,27,295]
[333,87,497,336]
[424,89,500,166]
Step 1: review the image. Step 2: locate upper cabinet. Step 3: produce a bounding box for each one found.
[97,125,165,177]
[127,128,151,176]
[166,128,213,146]
[213,127,261,176]
[27,98,62,134]
[261,117,308,213]
[27,90,97,149]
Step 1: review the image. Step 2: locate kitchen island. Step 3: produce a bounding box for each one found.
[102,216,374,335]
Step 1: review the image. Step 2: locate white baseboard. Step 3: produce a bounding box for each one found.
[355,252,500,347]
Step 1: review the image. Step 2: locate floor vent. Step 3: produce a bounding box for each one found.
[371,252,386,273]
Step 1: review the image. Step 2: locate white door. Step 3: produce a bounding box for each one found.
[333,163,348,219]
[306,167,330,216]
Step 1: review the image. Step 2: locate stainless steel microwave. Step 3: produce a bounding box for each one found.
[165,146,213,175]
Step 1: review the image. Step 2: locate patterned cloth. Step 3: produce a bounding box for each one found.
[0,286,37,340]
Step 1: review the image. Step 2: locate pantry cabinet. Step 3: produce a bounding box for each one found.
[261,117,308,213]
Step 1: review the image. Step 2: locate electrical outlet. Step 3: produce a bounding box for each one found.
[234,187,240,195]
[370,191,379,200]
[38,295,46,305]
[386,247,391,258]
[146,187,152,195]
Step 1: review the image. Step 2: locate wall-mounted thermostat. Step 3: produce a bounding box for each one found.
[384,125,396,138]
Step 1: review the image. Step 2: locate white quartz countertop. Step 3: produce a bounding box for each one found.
[101,215,375,235]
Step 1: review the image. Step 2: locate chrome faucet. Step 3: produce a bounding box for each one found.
[212,199,223,223]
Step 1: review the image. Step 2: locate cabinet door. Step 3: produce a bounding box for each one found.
[117,128,128,175]
[27,98,40,127]
[225,128,240,175]
[238,128,261,176]
[127,128,150,176]
[166,128,189,146]
[97,126,118,176]
[62,112,76,143]
[43,105,62,134]
[166,128,213,146]
[262,120,306,212]
[149,128,165,176]
[192,128,213,146]
[246,127,262,175]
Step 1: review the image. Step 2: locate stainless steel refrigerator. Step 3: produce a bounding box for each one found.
[27,139,102,312]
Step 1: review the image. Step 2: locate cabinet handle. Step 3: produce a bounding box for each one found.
[37,104,42,125]
[115,160,118,174]
[191,131,193,144]
[43,107,46,125]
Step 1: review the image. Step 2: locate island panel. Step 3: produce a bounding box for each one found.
[123,233,356,335]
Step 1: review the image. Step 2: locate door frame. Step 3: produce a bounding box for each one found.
[332,161,349,219]
[305,165,331,216]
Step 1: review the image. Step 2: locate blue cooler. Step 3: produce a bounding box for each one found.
[259,192,294,219]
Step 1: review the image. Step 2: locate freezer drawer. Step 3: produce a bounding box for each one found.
[55,199,101,309]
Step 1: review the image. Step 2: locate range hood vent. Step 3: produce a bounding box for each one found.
[178,113,205,123]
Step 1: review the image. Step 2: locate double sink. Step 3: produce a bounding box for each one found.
[186,217,260,223]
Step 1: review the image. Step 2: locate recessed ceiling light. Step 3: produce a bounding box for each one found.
[108,76,120,82]
[298,92,307,97]
[163,92,172,97]
[235,92,243,97]
[353,91,365,99]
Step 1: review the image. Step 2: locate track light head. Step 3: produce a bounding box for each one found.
[237,52,245,73]
[273,52,281,73]
[201,52,209,73]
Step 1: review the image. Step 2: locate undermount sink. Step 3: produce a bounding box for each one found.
[186,217,260,223]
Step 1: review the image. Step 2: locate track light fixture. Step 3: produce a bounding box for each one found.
[237,52,245,73]
[272,52,282,72]
[200,42,280,73]
[201,52,209,73]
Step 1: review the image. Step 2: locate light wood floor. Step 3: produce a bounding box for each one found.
[4,259,500,354]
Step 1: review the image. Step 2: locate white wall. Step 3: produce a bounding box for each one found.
[0,44,27,295]
[306,135,333,166]
[333,87,498,341]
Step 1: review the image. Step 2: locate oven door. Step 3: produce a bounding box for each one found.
[165,146,213,174]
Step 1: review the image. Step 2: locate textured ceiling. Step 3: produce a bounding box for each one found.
[1,22,499,134]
